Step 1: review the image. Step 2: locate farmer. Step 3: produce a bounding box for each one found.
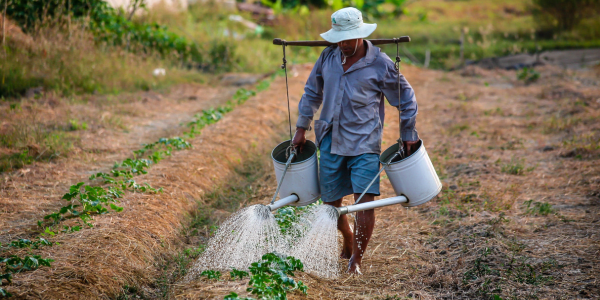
[292,7,419,274]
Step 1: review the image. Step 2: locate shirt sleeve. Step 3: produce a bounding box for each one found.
[380,61,419,142]
[295,49,326,130]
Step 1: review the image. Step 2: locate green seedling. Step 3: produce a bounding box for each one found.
[62,225,82,233]
[1,255,54,273]
[523,200,554,216]
[246,253,307,300]
[517,67,540,84]
[200,270,221,280]
[224,292,254,300]
[43,182,124,227]
[2,238,53,250]
[230,268,249,280]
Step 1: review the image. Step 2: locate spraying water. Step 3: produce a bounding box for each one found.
[186,203,341,281]
[185,204,285,281]
[288,205,340,279]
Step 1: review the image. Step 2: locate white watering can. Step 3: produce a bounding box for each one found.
[268,139,320,211]
[267,137,441,214]
[335,139,441,215]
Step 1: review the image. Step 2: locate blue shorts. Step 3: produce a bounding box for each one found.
[319,131,380,202]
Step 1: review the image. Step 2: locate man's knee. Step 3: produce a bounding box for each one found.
[353,193,375,202]
[324,199,343,207]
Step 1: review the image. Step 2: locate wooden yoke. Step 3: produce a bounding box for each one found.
[273,36,411,47]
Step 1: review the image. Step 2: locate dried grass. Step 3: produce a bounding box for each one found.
[0,65,308,298]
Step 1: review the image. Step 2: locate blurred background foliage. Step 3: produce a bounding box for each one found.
[0,0,599,98]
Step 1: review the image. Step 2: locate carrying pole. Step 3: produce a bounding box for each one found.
[273,36,411,47]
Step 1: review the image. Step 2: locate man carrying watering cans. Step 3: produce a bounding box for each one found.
[292,7,419,274]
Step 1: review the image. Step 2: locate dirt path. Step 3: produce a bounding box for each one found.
[1,63,599,299]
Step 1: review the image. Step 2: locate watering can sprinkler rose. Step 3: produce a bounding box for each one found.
[268,7,441,273]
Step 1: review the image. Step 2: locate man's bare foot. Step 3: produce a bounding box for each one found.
[347,257,362,274]
[340,248,352,259]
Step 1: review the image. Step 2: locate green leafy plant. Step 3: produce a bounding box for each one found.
[274,207,303,235]
[1,238,53,250]
[133,137,192,158]
[224,292,254,300]
[517,67,540,84]
[1,255,54,274]
[200,270,222,280]
[230,268,249,280]
[247,253,307,300]
[42,182,124,226]
[274,200,321,234]
[0,254,54,298]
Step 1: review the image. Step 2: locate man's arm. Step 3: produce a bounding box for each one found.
[293,49,326,151]
[380,61,419,154]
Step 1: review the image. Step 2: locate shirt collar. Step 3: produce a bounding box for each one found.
[337,40,380,74]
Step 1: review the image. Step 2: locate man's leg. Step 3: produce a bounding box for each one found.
[325,199,353,259]
[348,193,375,274]
[318,131,354,258]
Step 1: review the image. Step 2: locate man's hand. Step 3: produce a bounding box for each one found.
[292,127,307,153]
[403,140,419,156]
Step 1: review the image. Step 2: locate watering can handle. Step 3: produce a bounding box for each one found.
[270,151,295,205]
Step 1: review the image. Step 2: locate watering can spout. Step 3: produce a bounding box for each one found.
[336,196,408,215]
[267,194,299,211]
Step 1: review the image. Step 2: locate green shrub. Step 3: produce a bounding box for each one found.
[6,0,105,31]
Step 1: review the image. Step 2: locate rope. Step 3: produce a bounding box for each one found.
[354,40,405,205]
[269,41,297,205]
[281,43,293,146]
[395,40,405,157]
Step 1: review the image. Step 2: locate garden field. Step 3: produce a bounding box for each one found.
[1,0,599,299]
[1,61,599,299]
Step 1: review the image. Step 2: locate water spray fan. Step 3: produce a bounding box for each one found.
[268,36,441,215]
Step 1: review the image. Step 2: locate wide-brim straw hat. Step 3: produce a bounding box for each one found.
[320,7,377,44]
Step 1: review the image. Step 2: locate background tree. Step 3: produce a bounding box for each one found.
[532,0,600,31]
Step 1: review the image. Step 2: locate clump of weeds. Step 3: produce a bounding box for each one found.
[523,200,555,216]
[497,158,535,175]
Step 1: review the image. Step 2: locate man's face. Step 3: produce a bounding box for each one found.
[337,38,363,57]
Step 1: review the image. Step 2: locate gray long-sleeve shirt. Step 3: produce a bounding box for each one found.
[296,40,418,156]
